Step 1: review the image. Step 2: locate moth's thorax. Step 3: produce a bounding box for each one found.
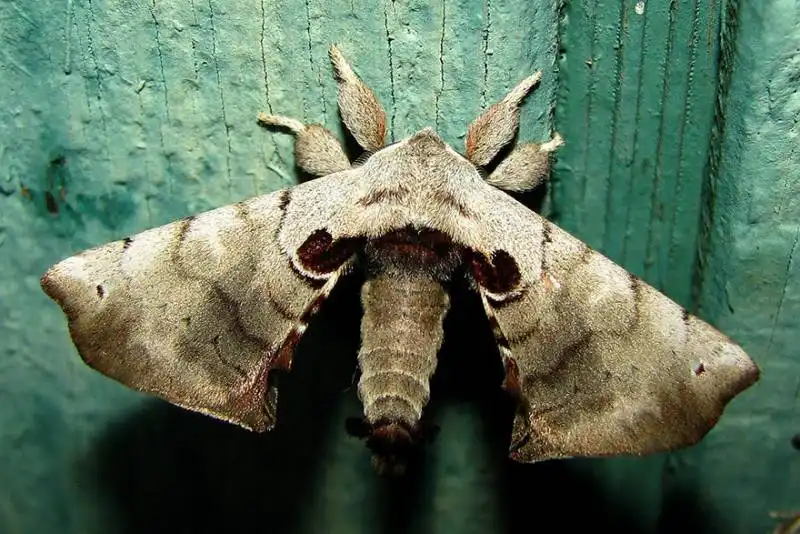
[362,226,463,281]
[368,128,478,188]
[348,129,485,245]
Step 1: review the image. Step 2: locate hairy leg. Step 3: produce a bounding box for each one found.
[257,113,351,177]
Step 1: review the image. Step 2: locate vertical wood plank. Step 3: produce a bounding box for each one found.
[554,0,722,307]
[552,1,727,530]
[662,2,800,533]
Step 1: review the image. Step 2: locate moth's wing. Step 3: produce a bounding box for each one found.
[467,188,760,462]
[41,174,360,432]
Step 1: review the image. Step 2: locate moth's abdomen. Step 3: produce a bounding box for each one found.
[357,272,449,433]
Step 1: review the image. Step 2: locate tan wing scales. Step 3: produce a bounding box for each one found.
[42,178,357,432]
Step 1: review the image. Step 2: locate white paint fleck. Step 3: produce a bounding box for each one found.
[635,1,645,15]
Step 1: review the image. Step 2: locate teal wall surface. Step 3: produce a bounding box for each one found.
[0,1,796,533]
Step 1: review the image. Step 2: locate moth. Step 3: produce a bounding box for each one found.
[42,45,759,475]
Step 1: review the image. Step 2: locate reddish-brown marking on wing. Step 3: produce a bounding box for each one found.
[468,249,522,294]
[297,229,363,274]
[273,328,302,371]
[502,356,522,401]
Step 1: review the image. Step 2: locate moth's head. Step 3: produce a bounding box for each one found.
[360,127,471,173]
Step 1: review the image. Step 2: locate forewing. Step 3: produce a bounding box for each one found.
[41,174,360,432]
[466,187,759,462]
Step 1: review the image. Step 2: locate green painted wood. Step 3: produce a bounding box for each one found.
[1,1,795,533]
[553,1,729,531]
[666,2,800,533]
[554,0,722,308]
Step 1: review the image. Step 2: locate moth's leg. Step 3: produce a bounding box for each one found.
[485,133,564,192]
[465,72,542,167]
[257,113,351,177]
[329,44,387,152]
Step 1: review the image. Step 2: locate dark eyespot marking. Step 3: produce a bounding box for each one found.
[122,237,133,250]
[297,229,363,274]
[95,285,105,298]
[468,249,521,295]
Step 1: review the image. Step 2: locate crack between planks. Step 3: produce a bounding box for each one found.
[258,0,278,195]
[383,1,396,142]
[149,0,173,193]
[64,0,73,74]
[85,0,110,163]
[691,0,738,313]
[550,0,566,129]
[182,0,203,188]
[663,0,701,290]
[579,0,598,228]
[137,92,154,228]
[304,0,327,119]
[600,1,628,253]
[644,0,678,281]
[259,0,274,113]
[794,375,800,402]
[767,223,800,353]
[149,1,171,121]
[435,0,446,132]
[480,0,491,109]
[207,0,233,197]
[620,3,650,266]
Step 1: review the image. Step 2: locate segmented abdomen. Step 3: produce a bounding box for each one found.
[357,271,449,430]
